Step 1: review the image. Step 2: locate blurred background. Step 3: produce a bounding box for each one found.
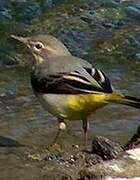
[0,0,140,178]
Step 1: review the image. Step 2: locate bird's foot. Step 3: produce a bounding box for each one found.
[50,142,62,151]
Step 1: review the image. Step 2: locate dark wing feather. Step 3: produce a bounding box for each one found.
[31,67,113,94]
[85,68,113,93]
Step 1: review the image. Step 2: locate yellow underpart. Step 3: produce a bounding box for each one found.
[65,93,110,119]
[65,93,125,120]
[68,93,108,108]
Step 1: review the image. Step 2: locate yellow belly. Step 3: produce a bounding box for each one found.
[37,93,109,121]
[65,94,108,120]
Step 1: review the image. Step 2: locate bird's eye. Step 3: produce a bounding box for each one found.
[34,42,44,50]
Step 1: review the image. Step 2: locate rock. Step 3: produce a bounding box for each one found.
[92,136,123,160]
[124,125,140,150]
[41,171,73,180]
[0,0,140,67]
[81,10,96,23]
[0,136,23,147]
[85,153,103,167]
[125,6,140,19]
[126,147,140,161]
[79,126,140,180]
[135,53,140,60]
[101,0,120,8]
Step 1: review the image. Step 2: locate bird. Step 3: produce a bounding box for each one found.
[11,34,140,147]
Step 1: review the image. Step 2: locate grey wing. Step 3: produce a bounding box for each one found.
[31,65,113,94]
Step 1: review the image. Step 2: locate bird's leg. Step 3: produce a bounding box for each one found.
[52,119,66,146]
[82,119,89,147]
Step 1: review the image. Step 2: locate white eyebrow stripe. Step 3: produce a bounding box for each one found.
[97,70,105,82]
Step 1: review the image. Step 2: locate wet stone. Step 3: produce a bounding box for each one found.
[0,0,140,66]
[124,125,140,150]
[85,153,103,167]
[125,5,140,19]
[135,53,140,60]
[92,135,123,160]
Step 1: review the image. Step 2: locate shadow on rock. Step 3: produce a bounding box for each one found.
[0,136,24,147]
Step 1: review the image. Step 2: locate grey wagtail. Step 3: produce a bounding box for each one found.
[11,34,140,146]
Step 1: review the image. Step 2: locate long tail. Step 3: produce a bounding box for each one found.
[107,93,140,109]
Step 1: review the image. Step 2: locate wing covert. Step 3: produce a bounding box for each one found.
[31,66,113,94]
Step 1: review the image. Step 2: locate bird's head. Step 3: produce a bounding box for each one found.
[11,34,71,64]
